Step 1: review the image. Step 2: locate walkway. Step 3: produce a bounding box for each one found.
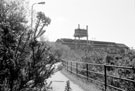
[47,71,85,91]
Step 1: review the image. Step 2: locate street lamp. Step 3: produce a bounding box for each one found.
[31,2,45,29]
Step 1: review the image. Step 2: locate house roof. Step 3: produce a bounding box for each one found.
[56,38,129,49]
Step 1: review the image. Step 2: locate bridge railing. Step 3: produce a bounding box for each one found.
[62,60,135,91]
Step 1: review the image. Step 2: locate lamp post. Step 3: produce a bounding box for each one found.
[31,2,45,29]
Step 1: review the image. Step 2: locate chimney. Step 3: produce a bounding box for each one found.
[78,24,80,29]
[86,25,88,31]
[86,25,88,42]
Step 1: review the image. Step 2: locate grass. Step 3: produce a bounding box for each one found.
[61,69,102,91]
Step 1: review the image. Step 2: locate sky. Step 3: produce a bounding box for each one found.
[28,0,135,48]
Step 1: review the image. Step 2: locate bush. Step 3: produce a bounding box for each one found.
[0,1,56,91]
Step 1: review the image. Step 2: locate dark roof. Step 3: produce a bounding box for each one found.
[56,38,129,48]
[57,38,115,44]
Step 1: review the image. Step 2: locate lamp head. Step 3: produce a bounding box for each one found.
[38,2,45,4]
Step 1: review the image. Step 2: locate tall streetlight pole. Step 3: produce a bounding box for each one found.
[31,2,45,29]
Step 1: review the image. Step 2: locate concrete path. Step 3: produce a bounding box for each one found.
[47,71,85,91]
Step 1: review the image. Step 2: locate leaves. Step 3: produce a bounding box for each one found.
[0,1,55,91]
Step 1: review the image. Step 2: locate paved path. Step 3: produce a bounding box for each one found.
[47,71,84,91]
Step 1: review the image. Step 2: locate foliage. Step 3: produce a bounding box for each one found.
[64,80,72,91]
[0,0,56,91]
[48,42,81,61]
[0,0,27,34]
[106,51,135,91]
[79,46,135,91]
[65,43,135,90]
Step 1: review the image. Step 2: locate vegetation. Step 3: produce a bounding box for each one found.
[48,42,81,61]
[106,51,135,91]
[77,46,135,91]
[60,43,135,91]
[0,0,134,91]
[64,80,72,91]
[0,0,57,91]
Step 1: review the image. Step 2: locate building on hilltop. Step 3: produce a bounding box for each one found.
[56,25,129,53]
[56,38,128,49]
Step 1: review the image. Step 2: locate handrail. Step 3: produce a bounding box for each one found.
[70,65,135,83]
[63,60,133,69]
[62,60,135,91]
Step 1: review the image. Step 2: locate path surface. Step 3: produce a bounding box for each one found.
[47,71,84,91]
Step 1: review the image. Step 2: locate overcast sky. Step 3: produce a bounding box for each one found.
[28,0,135,48]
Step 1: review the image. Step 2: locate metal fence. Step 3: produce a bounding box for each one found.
[62,60,135,91]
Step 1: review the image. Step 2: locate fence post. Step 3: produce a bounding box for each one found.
[104,65,107,91]
[67,61,68,71]
[71,62,72,73]
[86,63,89,80]
[76,62,78,75]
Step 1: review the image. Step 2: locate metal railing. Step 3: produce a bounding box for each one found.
[62,60,135,91]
